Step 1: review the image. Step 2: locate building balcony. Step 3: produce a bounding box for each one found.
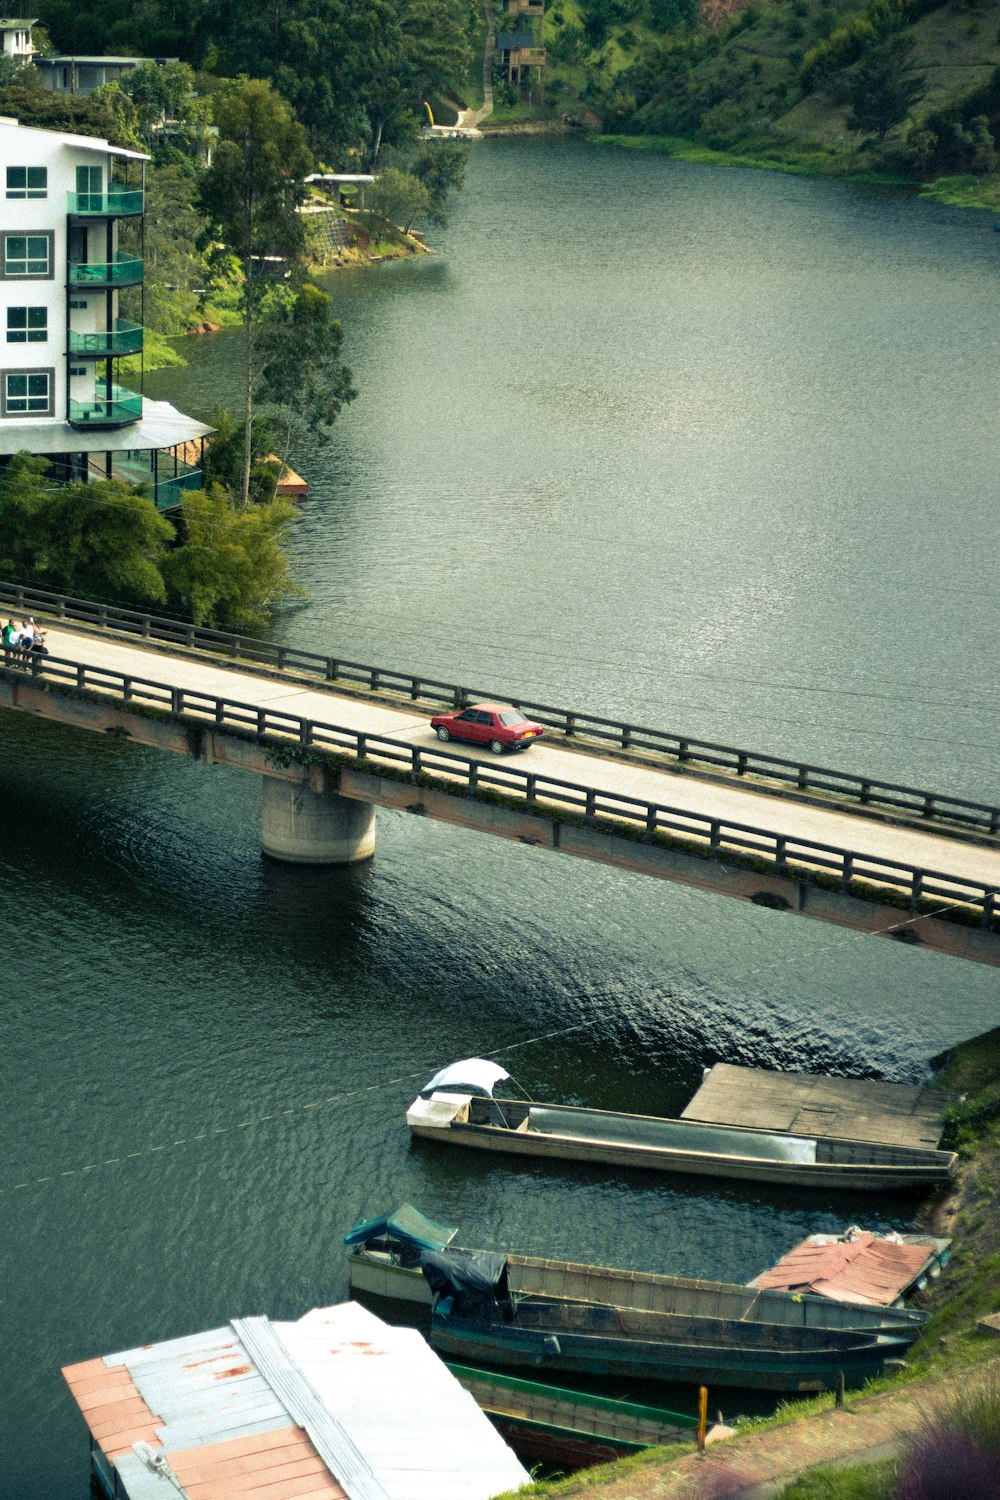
[68,255,144,289]
[67,189,144,219]
[68,319,144,359]
[68,384,143,429]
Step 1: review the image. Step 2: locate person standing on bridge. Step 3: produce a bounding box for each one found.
[2,619,18,664]
[18,619,33,662]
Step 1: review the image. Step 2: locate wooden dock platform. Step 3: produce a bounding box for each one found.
[681,1063,952,1150]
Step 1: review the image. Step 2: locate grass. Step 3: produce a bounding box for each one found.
[778,1461,897,1498]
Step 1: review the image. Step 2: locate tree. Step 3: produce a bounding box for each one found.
[120,162,209,334]
[846,26,925,143]
[0,454,172,603]
[255,284,356,442]
[200,78,311,506]
[365,167,431,235]
[163,485,304,628]
[412,139,468,226]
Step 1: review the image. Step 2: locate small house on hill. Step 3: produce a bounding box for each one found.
[62,1299,530,1500]
[0,17,36,61]
[495,30,546,83]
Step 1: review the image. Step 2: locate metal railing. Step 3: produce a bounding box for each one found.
[0,579,997,838]
[68,319,144,357]
[2,649,995,929]
[68,255,144,287]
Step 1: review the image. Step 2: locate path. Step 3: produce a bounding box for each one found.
[551,1358,1000,1498]
[457,0,495,128]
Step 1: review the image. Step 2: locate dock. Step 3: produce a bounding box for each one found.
[681,1063,952,1150]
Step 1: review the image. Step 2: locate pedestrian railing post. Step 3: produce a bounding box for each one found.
[256,708,266,735]
[76,663,86,689]
[468,762,479,793]
[910,870,924,909]
[923,794,935,819]
[171,687,183,714]
[646,805,657,837]
[860,779,871,805]
[566,713,577,738]
[585,788,596,820]
[526,774,537,807]
[983,892,996,929]
[842,852,854,887]
[775,835,787,872]
[737,752,747,776]
[122,676,132,704]
[797,765,808,790]
[300,720,312,746]
[710,819,721,853]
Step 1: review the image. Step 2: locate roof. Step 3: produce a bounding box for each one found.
[0,114,148,160]
[420,1059,510,1098]
[496,30,534,45]
[344,1204,458,1252]
[0,399,213,458]
[0,18,37,27]
[36,54,152,65]
[751,1230,952,1307]
[63,1301,530,1500]
[304,173,375,185]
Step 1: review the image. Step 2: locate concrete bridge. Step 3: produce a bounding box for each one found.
[1,585,998,968]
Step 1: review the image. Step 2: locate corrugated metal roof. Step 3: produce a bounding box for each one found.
[63,1302,529,1500]
[753,1232,948,1306]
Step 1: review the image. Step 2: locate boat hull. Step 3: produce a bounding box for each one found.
[409,1095,955,1191]
[431,1314,911,1393]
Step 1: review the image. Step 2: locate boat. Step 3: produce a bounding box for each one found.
[344,1206,931,1336]
[406,1060,957,1191]
[421,1251,921,1393]
[445,1362,706,1467]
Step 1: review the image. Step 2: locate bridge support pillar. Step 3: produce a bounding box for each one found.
[261,776,376,865]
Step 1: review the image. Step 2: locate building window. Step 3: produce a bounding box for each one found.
[69,364,87,376]
[6,166,47,199]
[6,307,47,343]
[69,298,88,310]
[2,233,52,278]
[2,369,53,416]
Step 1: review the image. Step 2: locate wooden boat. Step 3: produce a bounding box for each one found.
[445,1362,703,1468]
[406,1060,957,1191]
[422,1252,920,1393]
[345,1207,929,1337]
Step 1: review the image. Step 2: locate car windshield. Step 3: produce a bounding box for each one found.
[499,710,528,726]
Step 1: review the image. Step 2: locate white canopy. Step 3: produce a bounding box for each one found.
[421,1058,509,1098]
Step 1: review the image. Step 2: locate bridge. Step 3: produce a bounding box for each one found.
[1,583,998,968]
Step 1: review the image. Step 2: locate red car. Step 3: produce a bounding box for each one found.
[430,702,544,754]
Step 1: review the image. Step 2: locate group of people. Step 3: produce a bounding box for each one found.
[2,617,47,665]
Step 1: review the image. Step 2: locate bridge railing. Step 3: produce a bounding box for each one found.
[4,650,996,930]
[2,578,997,837]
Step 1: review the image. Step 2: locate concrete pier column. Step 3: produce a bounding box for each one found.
[261,776,376,865]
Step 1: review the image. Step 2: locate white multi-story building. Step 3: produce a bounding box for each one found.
[0,17,36,61]
[0,115,211,506]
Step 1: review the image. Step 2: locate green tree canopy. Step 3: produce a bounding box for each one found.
[412,139,469,226]
[255,284,356,439]
[201,78,312,504]
[0,454,171,603]
[846,26,925,141]
[163,485,304,628]
[366,166,431,233]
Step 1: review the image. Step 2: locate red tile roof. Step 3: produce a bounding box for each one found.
[62,1356,162,1460]
[166,1426,346,1500]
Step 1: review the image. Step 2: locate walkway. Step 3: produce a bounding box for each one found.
[551,1358,1000,1499]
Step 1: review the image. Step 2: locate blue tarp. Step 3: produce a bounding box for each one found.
[344,1204,458,1252]
[421,1249,513,1320]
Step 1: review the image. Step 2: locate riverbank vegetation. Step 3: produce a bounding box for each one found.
[484,0,1000,207]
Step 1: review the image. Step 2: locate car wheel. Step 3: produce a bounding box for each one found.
[436,726,451,742]
[489,738,505,755]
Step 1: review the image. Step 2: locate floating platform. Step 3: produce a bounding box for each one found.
[681,1063,952,1151]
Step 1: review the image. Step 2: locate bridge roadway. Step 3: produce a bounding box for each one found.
[4,623,1000,967]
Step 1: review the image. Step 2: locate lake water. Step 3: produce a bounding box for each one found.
[2,138,998,1498]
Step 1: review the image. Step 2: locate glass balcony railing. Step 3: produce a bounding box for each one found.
[68,319,144,358]
[154,468,203,511]
[68,384,143,429]
[67,189,144,217]
[68,255,144,288]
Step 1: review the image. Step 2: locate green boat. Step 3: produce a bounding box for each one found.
[446,1362,705,1468]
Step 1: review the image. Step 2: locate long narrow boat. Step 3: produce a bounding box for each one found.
[406,1060,957,1191]
[422,1252,918,1393]
[445,1362,705,1468]
[344,1207,930,1337]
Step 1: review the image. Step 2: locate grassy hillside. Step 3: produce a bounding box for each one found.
[485,0,1000,204]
